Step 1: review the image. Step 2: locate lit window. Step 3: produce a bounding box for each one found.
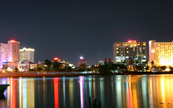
[143,42,146,46]
[133,48,135,51]
[151,50,155,53]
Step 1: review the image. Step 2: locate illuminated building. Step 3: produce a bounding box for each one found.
[6,40,20,70]
[19,47,35,63]
[0,43,8,69]
[78,56,87,67]
[113,40,146,65]
[18,61,37,71]
[149,40,173,66]
[8,40,20,63]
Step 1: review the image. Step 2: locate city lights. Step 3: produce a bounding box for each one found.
[128,40,132,43]
[80,56,84,60]
[151,50,155,53]
[10,40,16,43]
[54,57,59,61]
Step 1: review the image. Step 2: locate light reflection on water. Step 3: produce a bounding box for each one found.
[0,75,173,108]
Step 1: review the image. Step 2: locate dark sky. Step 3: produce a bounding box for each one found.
[0,0,173,65]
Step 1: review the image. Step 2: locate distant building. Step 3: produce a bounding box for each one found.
[18,60,37,71]
[113,40,146,65]
[19,47,35,63]
[149,40,173,66]
[104,58,113,64]
[98,61,104,65]
[78,56,87,67]
[0,43,8,68]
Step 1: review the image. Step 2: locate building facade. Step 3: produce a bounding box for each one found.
[0,43,8,68]
[7,40,20,69]
[8,40,20,63]
[19,47,35,63]
[149,40,173,67]
[113,40,146,65]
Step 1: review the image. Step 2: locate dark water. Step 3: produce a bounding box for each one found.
[0,75,173,108]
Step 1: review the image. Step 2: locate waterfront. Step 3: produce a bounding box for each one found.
[0,75,173,108]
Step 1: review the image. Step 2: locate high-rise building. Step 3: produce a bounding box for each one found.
[78,56,87,67]
[113,40,146,65]
[0,43,8,68]
[149,40,173,66]
[8,40,20,65]
[19,47,35,63]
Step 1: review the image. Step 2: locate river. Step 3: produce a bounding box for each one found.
[0,74,172,108]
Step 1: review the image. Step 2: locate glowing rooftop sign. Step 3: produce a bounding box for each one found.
[10,40,16,43]
[128,40,137,43]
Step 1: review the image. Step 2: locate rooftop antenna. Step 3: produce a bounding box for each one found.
[98,51,101,63]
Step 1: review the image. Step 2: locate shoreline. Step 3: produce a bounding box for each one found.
[0,71,173,77]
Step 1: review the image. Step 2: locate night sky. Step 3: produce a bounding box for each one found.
[0,0,173,65]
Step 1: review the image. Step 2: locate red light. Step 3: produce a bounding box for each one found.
[10,40,16,43]
[128,40,136,43]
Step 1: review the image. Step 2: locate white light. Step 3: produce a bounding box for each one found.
[151,50,155,53]
[80,56,84,60]
[165,68,170,72]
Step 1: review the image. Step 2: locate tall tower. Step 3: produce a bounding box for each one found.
[19,47,35,63]
[8,40,20,64]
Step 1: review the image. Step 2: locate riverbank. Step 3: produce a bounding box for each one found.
[0,71,173,77]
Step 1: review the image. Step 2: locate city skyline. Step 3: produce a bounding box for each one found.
[1,38,173,66]
[0,0,173,65]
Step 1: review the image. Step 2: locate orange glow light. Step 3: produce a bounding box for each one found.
[151,50,155,53]
[10,40,16,43]
[128,40,132,43]
[54,57,59,61]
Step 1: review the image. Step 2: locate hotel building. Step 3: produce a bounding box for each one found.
[0,40,20,70]
[0,43,8,68]
[149,40,173,67]
[19,47,35,63]
[113,40,146,65]
[7,40,20,69]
